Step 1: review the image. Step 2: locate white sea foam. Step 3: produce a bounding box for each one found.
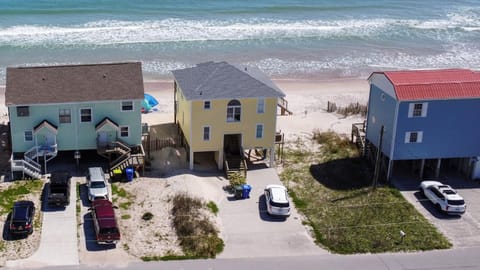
[1,14,476,47]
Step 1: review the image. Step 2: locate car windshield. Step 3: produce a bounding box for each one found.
[270,201,290,208]
[91,182,106,188]
[443,190,456,195]
[448,200,465,206]
[13,208,28,220]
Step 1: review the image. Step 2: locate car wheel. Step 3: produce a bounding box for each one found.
[436,204,442,212]
[419,188,425,197]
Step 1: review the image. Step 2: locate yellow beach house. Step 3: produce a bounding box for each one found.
[172,61,286,171]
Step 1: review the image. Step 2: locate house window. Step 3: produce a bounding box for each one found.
[408,103,428,118]
[120,126,129,137]
[256,124,264,139]
[122,101,133,111]
[80,108,92,123]
[24,130,33,142]
[257,98,265,114]
[405,131,423,143]
[17,106,29,117]
[203,126,210,141]
[204,101,211,110]
[227,99,241,122]
[59,109,71,124]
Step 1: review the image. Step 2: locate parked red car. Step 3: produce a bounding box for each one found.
[89,199,120,244]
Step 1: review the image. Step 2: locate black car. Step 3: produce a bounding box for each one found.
[9,200,35,235]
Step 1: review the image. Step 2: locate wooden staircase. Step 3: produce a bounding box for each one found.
[97,140,145,178]
[10,144,58,179]
[278,97,292,116]
[351,122,367,155]
[224,154,247,179]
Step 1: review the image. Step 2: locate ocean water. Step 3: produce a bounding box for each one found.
[0,0,479,83]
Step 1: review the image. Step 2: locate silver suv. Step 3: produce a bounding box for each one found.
[264,184,290,217]
[420,181,466,215]
[87,167,108,201]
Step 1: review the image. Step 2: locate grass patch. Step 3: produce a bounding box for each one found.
[171,193,224,258]
[76,182,81,215]
[121,214,131,220]
[119,201,133,210]
[111,183,135,210]
[280,131,451,254]
[111,183,128,198]
[0,180,43,215]
[141,254,201,261]
[206,201,219,215]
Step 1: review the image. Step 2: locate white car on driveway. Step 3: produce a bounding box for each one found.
[264,184,290,217]
[419,181,466,215]
[87,167,109,201]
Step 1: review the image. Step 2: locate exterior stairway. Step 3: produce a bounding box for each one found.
[11,144,58,179]
[278,97,293,116]
[224,152,247,179]
[97,140,145,178]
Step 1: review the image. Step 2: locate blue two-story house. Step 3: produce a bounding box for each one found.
[366,69,480,181]
[6,62,145,179]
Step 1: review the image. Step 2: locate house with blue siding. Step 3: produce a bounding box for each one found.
[366,69,480,180]
[6,62,145,179]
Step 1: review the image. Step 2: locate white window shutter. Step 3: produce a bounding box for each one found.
[417,131,423,143]
[405,132,411,143]
[408,103,414,118]
[421,103,428,117]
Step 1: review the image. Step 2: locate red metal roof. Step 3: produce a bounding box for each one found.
[373,69,480,101]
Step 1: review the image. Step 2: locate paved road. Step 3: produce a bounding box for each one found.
[6,177,80,268]
[218,168,325,258]
[19,246,480,270]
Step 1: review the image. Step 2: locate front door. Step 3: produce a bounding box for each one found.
[98,131,108,147]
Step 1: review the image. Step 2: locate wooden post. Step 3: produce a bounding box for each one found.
[372,125,384,190]
[419,159,425,179]
[435,158,442,179]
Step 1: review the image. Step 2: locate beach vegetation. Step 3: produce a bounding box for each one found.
[171,193,224,258]
[0,180,43,215]
[327,101,367,117]
[206,201,219,215]
[111,183,135,210]
[281,131,451,254]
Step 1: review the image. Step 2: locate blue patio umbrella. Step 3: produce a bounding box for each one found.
[142,93,159,113]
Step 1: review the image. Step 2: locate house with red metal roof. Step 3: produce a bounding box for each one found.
[365,69,480,181]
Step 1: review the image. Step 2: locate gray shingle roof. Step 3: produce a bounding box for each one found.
[171,61,285,101]
[6,62,144,106]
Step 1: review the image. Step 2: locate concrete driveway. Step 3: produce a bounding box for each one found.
[393,173,480,248]
[6,177,80,268]
[218,167,326,258]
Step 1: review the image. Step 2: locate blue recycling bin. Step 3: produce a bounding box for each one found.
[125,167,134,182]
[242,184,252,199]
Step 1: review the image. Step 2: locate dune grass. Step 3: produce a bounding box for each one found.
[171,193,224,258]
[0,180,43,215]
[280,131,451,254]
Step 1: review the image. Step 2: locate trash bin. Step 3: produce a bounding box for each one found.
[242,184,252,199]
[125,167,134,182]
[234,185,243,199]
[112,168,122,182]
